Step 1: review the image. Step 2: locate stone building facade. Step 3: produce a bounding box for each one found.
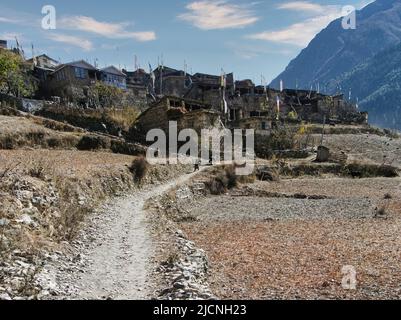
[135,96,223,142]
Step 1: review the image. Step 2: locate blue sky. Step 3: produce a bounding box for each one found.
[0,0,372,82]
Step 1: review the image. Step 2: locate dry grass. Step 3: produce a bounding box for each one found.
[105,107,140,132]
[0,115,146,157]
[0,149,136,240]
[0,149,188,247]
[0,115,81,150]
[177,173,401,300]
[27,115,85,133]
[0,149,140,297]
[36,105,140,134]
[182,216,401,299]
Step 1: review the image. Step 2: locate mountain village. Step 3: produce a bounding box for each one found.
[1,38,367,144]
[1,3,401,302]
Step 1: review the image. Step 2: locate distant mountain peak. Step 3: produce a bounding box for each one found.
[270,0,401,129]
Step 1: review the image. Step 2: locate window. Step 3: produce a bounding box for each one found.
[262,122,268,130]
[75,67,87,79]
[56,70,66,81]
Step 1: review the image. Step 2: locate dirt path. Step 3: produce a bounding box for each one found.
[56,169,203,300]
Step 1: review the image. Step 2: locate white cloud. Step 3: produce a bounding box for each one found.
[59,16,156,42]
[178,0,259,30]
[248,3,342,47]
[0,10,39,27]
[0,17,18,23]
[0,32,22,41]
[277,1,326,14]
[226,41,294,59]
[47,33,94,51]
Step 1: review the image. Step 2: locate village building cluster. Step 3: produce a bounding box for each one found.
[1,39,368,138]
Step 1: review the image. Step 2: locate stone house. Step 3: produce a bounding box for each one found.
[27,55,60,89]
[234,117,273,134]
[235,79,255,96]
[27,54,60,70]
[123,68,150,107]
[124,68,150,94]
[43,60,97,103]
[42,61,132,104]
[100,66,127,89]
[152,66,190,97]
[135,96,223,140]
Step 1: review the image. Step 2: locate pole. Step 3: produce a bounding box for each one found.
[320,115,326,146]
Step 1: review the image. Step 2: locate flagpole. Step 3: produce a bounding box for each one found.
[276,96,280,121]
[160,54,164,95]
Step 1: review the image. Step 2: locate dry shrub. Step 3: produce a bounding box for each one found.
[77,135,111,151]
[28,165,46,180]
[206,165,255,195]
[0,105,21,117]
[238,174,256,184]
[270,127,296,150]
[375,206,388,218]
[344,163,399,178]
[57,204,91,241]
[207,175,229,195]
[24,156,54,180]
[225,166,238,189]
[110,140,146,156]
[255,127,298,159]
[129,157,149,183]
[0,135,15,149]
[45,135,79,149]
[279,162,399,179]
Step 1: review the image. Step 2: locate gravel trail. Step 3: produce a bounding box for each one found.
[55,169,201,300]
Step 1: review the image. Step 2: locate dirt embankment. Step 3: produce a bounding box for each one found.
[144,166,257,300]
[0,112,145,156]
[0,147,191,300]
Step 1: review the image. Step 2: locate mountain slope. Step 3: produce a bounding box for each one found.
[270,0,401,91]
[336,42,401,129]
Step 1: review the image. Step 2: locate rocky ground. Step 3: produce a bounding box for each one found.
[1,115,401,301]
[322,133,401,168]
